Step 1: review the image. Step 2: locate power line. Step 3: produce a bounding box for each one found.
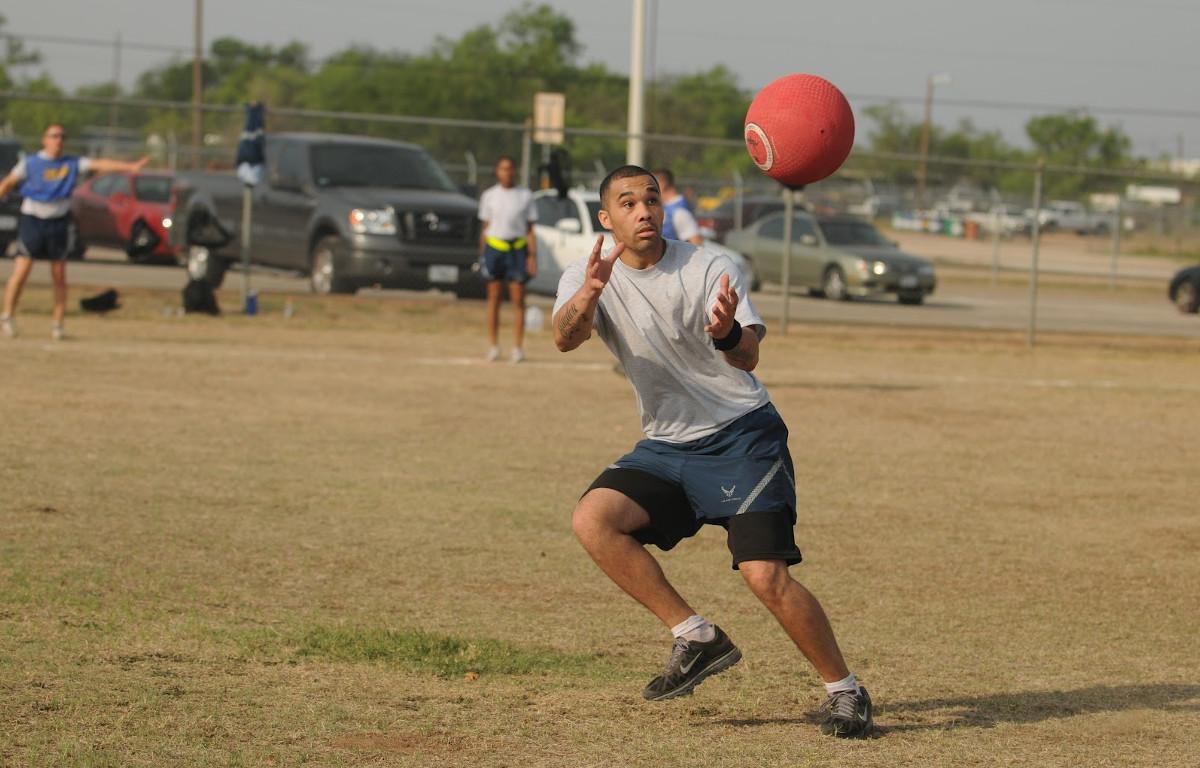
[6,30,1200,122]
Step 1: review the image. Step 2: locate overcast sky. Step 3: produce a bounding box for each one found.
[5,0,1198,157]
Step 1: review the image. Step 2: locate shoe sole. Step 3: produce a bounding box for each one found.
[643,646,743,701]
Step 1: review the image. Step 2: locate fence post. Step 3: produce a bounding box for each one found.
[464,151,477,187]
[780,187,795,335]
[990,206,1001,286]
[733,169,744,232]
[1109,196,1122,290]
[240,185,252,310]
[519,119,532,189]
[1028,159,1044,348]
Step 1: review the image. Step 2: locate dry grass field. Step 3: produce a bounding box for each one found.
[2,281,1198,767]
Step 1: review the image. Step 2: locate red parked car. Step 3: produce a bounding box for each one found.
[72,171,177,262]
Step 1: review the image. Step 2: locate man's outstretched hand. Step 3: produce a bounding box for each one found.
[705,273,738,340]
[584,235,624,296]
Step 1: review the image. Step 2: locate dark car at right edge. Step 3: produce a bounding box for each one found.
[1168,265,1200,314]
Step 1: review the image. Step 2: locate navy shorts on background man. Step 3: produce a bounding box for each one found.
[17,214,77,261]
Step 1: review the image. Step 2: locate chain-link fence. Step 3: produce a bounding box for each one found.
[3,90,1197,331]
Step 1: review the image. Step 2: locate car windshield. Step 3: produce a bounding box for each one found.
[133,176,172,203]
[818,219,891,246]
[309,144,458,192]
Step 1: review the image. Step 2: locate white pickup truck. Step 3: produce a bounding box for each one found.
[1027,200,1110,235]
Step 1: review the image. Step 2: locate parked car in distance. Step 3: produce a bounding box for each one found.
[0,139,22,255]
[1028,200,1110,235]
[695,195,789,243]
[726,211,936,304]
[71,171,178,262]
[526,188,758,297]
[1168,265,1200,314]
[172,133,481,295]
[967,204,1032,238]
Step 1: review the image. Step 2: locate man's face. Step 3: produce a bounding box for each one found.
[495,159,516,187]
[599,174,664,255]
[42,126,66,158]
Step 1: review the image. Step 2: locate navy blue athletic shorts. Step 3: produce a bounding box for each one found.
[17,214,77,261]
[586,403,801,569]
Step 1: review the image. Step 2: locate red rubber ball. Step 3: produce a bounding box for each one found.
[744,74,855,187]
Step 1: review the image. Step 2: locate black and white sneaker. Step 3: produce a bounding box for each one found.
[818,686,874,738]
[642,626,742,701]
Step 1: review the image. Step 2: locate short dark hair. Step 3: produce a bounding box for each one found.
[495,155,515,167]
[652,168,675,188]
[599,164,658,206]
[44,122,66,135]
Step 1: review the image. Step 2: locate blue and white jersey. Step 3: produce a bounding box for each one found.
[11,152,93,219]
[661,195,699,242]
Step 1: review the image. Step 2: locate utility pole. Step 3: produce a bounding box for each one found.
[1176,133,1185,255]
[626,0,646,166]
[916,73,950,211]
[108,32,121,154]
[191,0,203,169]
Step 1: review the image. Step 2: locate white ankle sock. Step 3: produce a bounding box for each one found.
[824,673,860,696]
[671,615,716,643]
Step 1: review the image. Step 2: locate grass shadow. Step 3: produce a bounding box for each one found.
[706,684,1200,734]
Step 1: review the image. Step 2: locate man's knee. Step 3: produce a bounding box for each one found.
[572,489,647,541]
[739,559,793,605]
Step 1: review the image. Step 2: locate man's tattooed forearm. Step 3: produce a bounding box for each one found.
[557,304,586,340]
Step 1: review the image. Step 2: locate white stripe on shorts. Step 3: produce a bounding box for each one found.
[735,457,783,516]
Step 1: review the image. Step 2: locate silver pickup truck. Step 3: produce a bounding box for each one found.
[171,132,482,295]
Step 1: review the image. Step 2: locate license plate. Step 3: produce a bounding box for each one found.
[428,264,459,284]
[0,215,16,230]
[900,275,919,288]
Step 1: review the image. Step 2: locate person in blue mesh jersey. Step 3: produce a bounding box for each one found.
[0,123,146,340]
[652,168,704,246]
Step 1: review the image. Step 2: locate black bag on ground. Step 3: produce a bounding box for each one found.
[182,279,220,315]
[80,289,120,313]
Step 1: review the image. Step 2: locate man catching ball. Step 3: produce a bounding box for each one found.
[553,165,873,738]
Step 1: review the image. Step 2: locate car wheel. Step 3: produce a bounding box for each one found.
[127,220,158,264]
[1175,281,1199,314]
[186,245,226,288]
[822,265,849,301]
[898,291,925,306]
[310,235,355,295]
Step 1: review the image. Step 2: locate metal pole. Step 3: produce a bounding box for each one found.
[241,185,252,309]
[191,0,203,169]
[108,32,121,154]
[1109,197,1122,290]
[916,76,933,211]
[780,187,795,335]
[519,119,532,189]
[464,151,477,187]
[1028,160,1044,348]
[626,0,646,166]
[733,169,744,232]
[990,205,1001,285]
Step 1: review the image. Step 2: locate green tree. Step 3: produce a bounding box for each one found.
[1025,111,1134,198]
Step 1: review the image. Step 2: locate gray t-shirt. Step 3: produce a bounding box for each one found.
[554,240,769,443]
